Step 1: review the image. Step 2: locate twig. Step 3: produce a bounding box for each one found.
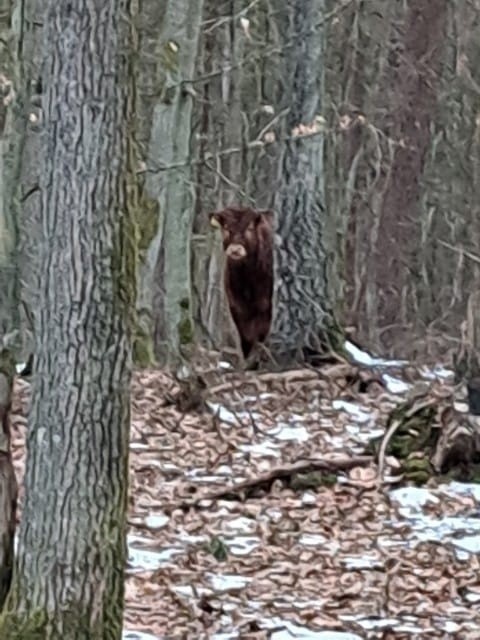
[438,238,480,265]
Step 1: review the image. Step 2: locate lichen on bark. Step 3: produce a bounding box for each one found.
[0,0,137,636]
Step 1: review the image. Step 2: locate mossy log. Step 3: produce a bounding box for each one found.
[371,386,480,484]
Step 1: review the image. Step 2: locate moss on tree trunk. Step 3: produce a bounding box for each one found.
[0,0,136,635]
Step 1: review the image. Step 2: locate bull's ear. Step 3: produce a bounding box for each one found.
[209,212,223,228]
[258,209,274,225]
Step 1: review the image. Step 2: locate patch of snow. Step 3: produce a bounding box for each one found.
[342,555,383,570]
[341,615,427,634]
[290,599,326,610]
[244,393,274,402]
[239,441,281,457]
[127,545,180,571]
[123,632,160,640]
[162,462,181,472]
[362,428,385,440]
[451,534,480,555]
[351,618,399,630]
[345,341,407,367]
[382,374,411,394]
[268,423,310,442]
[440,621,461,633]
[264,508,283,523]
[224,516,257,533]
[442,481,480,502]
[185,467,239,483]
[224,535,260,555]
[389,486,440,512]
[173,584,209,598]
[465,590,480,603]
[144,514,169,530]
[388,492,480,558]
[207,403,241,426]
[332,400,372,424]
[263,618,362,640]
[419,365,453,380]
[299,533,328,546]
[302,492,317,505]
[129,441,150,451]
[177,531,207,545]
[127,535,181,571]
[216,464,234,475]
[208,573,252,592]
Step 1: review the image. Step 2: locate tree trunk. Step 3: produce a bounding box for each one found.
[0,353,17,610]
[265,0,342,365]
[0,0,20,610]
[190,1,342,364]
[325,0,462,359]
[370,0,448,351]
[0,0,136,636]
[15,0,46,362]
[137,0,204,367]
[190,0,249,358]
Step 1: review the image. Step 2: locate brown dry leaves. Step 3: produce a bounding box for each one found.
[9,359,480,639]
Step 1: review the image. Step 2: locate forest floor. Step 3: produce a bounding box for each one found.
[10,345,480,640]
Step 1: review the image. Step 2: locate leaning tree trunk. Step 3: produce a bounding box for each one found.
[265,0,342,365]
[0,0,136,636]
[137,0,204,367]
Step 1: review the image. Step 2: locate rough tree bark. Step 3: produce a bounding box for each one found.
[265,0,342,365]
[0,0,20,610]
[191,1,342,365]
[0,0,136,637]
[191,0,250,358]
[137,0,204,367]
[13,0,46,361]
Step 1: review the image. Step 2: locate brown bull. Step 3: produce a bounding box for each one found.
[209,206,274,358]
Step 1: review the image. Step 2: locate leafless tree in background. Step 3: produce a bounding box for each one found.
[191,0,342,365]
[325,0,480,360]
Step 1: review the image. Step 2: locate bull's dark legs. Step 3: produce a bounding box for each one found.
[240,336,254,358]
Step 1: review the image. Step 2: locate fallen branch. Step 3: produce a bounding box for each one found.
[207,363,357,396]
[178,455,373,508]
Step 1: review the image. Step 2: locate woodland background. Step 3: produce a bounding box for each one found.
[3,0,479,367]
[2,1,480,639]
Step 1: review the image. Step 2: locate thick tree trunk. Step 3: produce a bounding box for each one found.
[0,0,136,637]
[191,1,342,364]
[0,0,20,611]
[265,0,342,365]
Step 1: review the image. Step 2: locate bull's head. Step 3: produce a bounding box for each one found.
[209,207,273,263]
